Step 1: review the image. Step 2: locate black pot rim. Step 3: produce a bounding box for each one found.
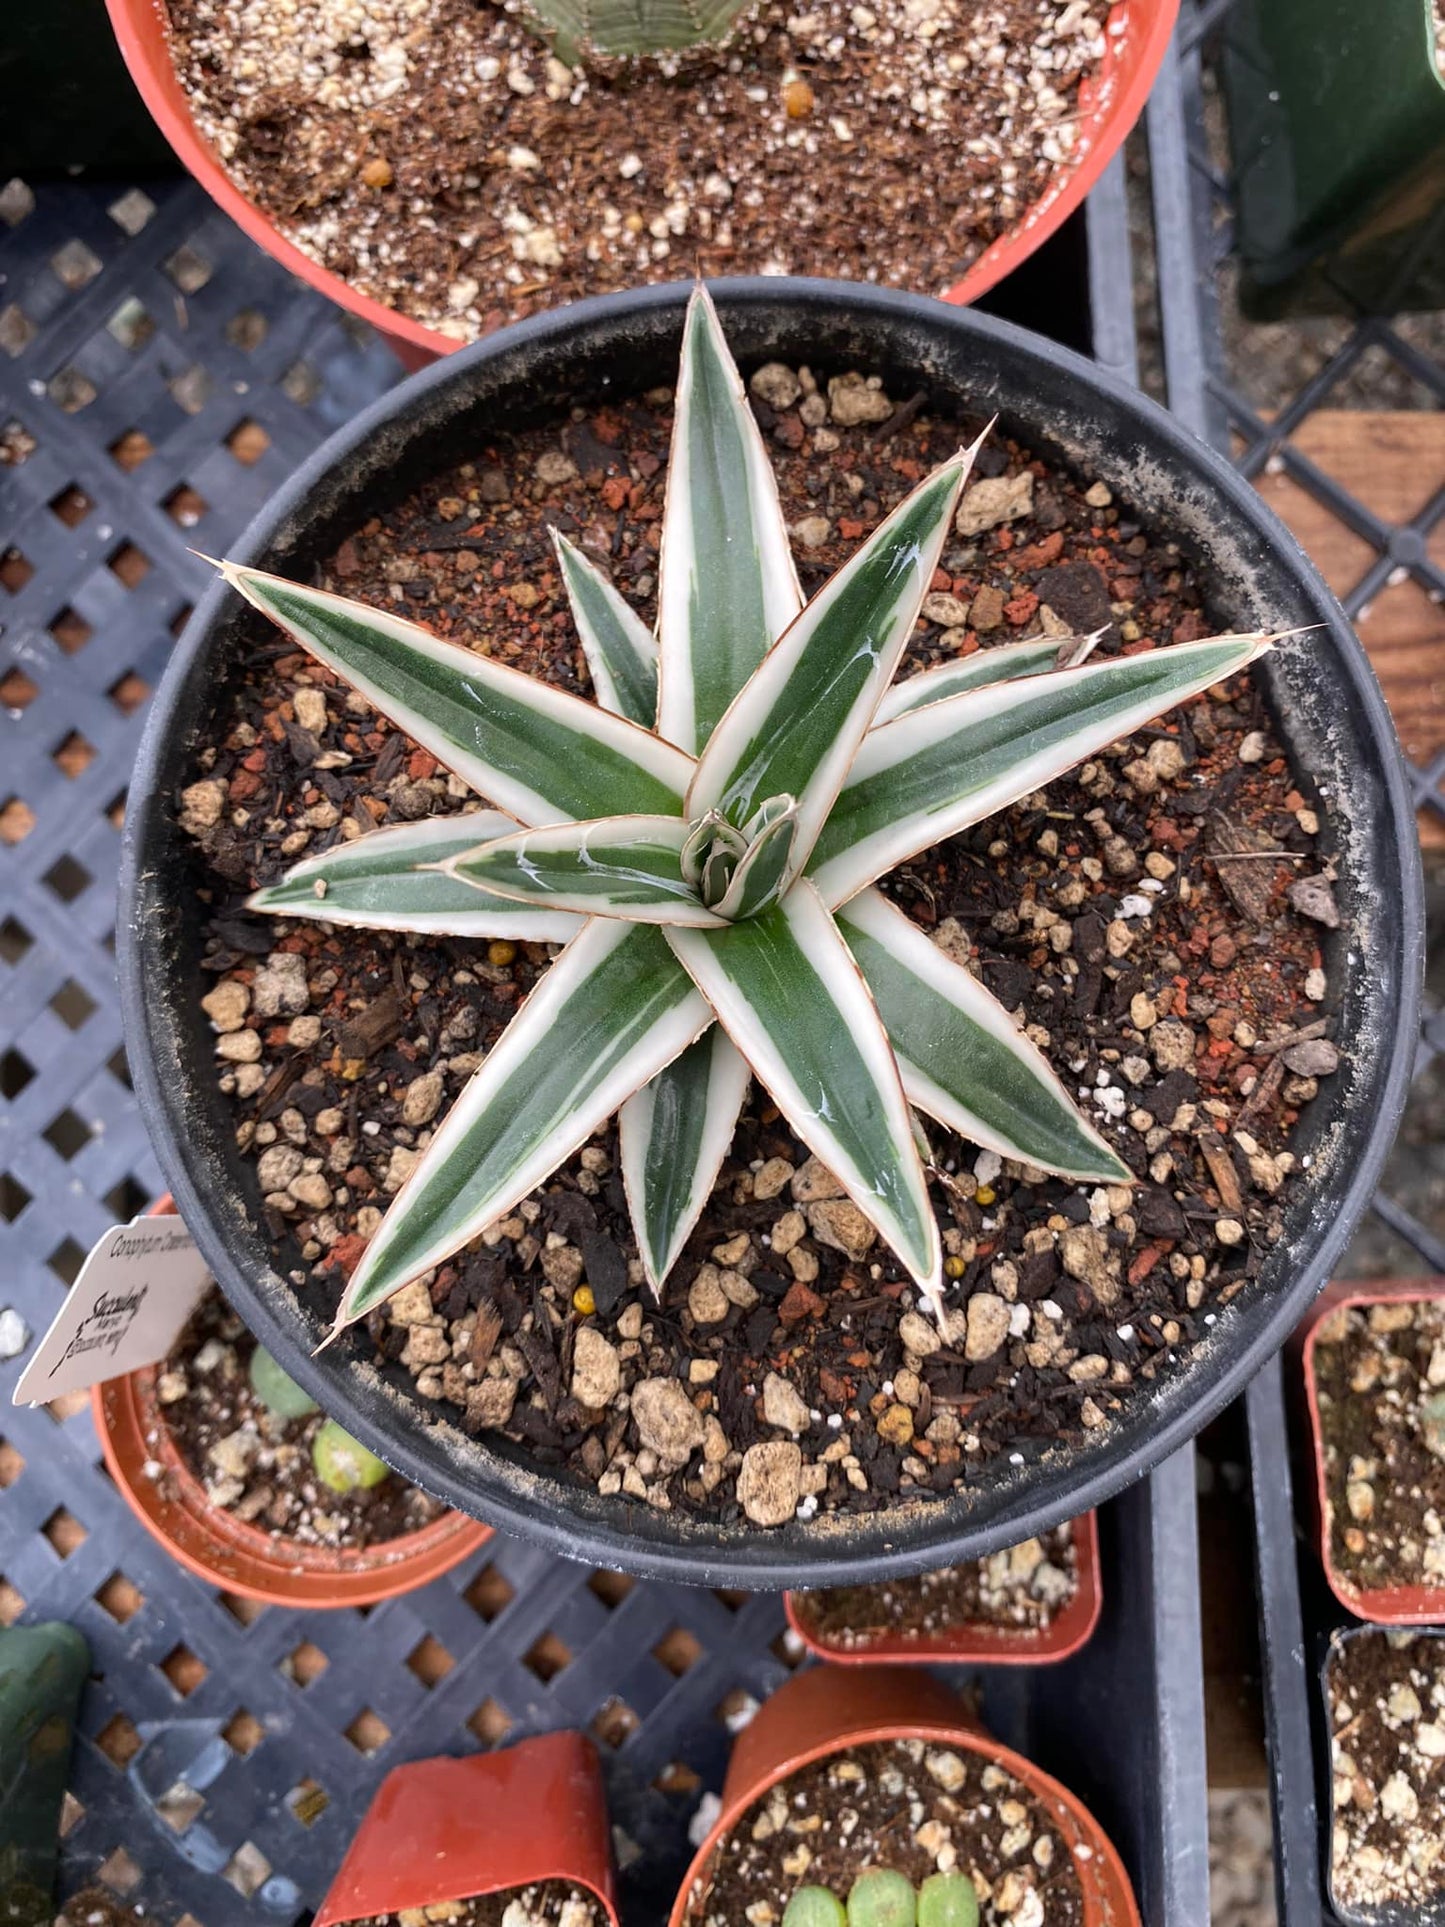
[119,275,1424,1587]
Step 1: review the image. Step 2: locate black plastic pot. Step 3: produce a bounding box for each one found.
[118,277,1423,1588]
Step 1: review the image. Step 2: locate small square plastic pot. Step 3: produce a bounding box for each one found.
[670,1665,1138,1927]
[784,1512,1102,1665]
[93,1195,491,1609]
[314,1732,619,1927]
[1297,1278,1445,1625]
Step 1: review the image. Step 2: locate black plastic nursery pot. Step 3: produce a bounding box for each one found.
[118,277,1423,1589]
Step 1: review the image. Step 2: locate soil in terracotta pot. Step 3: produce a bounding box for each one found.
[163,0,1107,341]
[181,357,1339,1530]
[151,1290,445,1548]
[1312,1297,1445,1597]
[681,1738,1084,1926]
[345,1882,606,1927]
[1327,1630,1445,1914]
[792,1522,1076,1647]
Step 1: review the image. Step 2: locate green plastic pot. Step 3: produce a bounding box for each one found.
[1223,0,1445,315]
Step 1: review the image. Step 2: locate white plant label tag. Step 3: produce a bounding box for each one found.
[13,1215,212,1406]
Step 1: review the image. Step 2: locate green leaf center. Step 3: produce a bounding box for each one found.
[683,794,798,919]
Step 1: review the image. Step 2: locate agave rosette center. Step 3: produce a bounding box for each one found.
[220,286,1276,1346]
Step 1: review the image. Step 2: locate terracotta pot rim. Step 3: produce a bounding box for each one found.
[103,0,1180,359]
[784,1510,1103,1665]
[1299,1278,1445,1626]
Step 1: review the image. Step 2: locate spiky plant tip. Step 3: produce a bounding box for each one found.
[221,285,1275,1350]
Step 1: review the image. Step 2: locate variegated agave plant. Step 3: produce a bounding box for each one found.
[218,288,1273,1348]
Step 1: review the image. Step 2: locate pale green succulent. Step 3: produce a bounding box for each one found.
[519,0,754,65]
[218,286,1273,1347]
[784,1869,980,1927]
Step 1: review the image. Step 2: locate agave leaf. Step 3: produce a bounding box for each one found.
[522,0,752,63]
[218,562,692,826]
[248,813,583,941]
[445,815,727,926]
[619,1028,752,1295]
[667,879,941,1303]
[710,801,798,920]
[330,920,709,1334]
[841,889,1131,1183]
[874,629,1103,724]
[686,443,978,883]
[553,530,658,729]
[811,633,1274,907]
[656,286,803,755]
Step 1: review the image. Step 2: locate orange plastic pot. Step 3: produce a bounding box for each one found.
[670,1667,1139,1927]
[104,0,1178,367]
[1298,1276,1445,1625]
[784,1511,1102,1666]
[315,1732,620,1927]
[93,1196,490,1608]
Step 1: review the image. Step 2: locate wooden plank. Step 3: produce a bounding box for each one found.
[1251,412,1445,846]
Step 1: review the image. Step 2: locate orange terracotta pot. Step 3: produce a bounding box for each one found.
[315,1732,620,1927]
[93,1196,490,1608]
[104,0,1179,366]
[1298,1277,1445,1625]
[784,1511,1103,1666]
[670,1667,1139,1927]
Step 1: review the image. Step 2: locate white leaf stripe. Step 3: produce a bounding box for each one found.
[553,530,658,729]
[219,562,693,826]
[332,920,710,1332]
[811,633,1274,907]
[619,1028,752,1295]
[249,813,583,940]
[446,815,728,926]
[686,443,978,881]
[840,889,1131,1183]
[666,880,941,1301]
[656,286,804,755]
[874,629,1103,724]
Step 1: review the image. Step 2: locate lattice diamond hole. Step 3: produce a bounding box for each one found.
[466,1697,513,1746]
[45,857,92,906]
[0,181,36,226]
[653,1761,703,1797]
[0,1439,23,1486]
[43,1109,92,1163]
[283,361,321,405]
[0,1579,24,1626]
[108,542,152,589]
[0,916,32,962]
[49,368,97,413]
[586,1569,634,1610]
[160,1643,208,1696]
[108,669,152,713]
[713,1588,748,1612]
[164,244,213,293]
[49,484,93,526]
[0,420,35,465]
[49,606,93,654]
[108,188,156,234]
[223,1841,273,1899]
[48,1237,86,1286]
[283,1638,329,1685]
[287,1778,330,1827]
[47,1389,90,1422]
[51,980,97,1030]
[2,1049,35,1099]
[222,1708,264,1755]
[109,429,154,470]
[98,1846,143,1895]
[219,1589,266,1626]
[169,602,194,637]
[523,1631,572,1682]
[464,1563,515,1621]
[0,797,36,845]
[770,1627,806,1669]
[1,1175,33,1223]
[652,1627,703,1677]
[107,1046,133,1090]
[95,1572,143,1623]
[97,1712,142,1768]
[106,297,155,352]
[169,365,211,415]
[344,1707,391,1754]
[405,1634,455,1687]
[53,731,97,779]
[0,306,36,358]
[51,240,103,290]
[715,1687,760,1731]
[59,1791,85,1839]
[104,1177,149,1221]
[0,547,34,592]
[163,483,209,529]
[590,1696,640,1749]
[157,1779,207,1834]
[226,418,271,465]
[43,1506,87,1557]
[0,669,38,712]
[226,308,269,351]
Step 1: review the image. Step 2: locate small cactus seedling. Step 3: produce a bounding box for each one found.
[918,1873,980,1927]
[520,0,755,65]
[312,1418,389,1494]
[786,1872,978,1927]
[249,1345,320,1420]
[782,1889,847,1927]
[846,1871,916,1927]
[1421,1388,1445,1461]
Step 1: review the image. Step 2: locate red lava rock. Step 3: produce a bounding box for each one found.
[779,1282,825,1325]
